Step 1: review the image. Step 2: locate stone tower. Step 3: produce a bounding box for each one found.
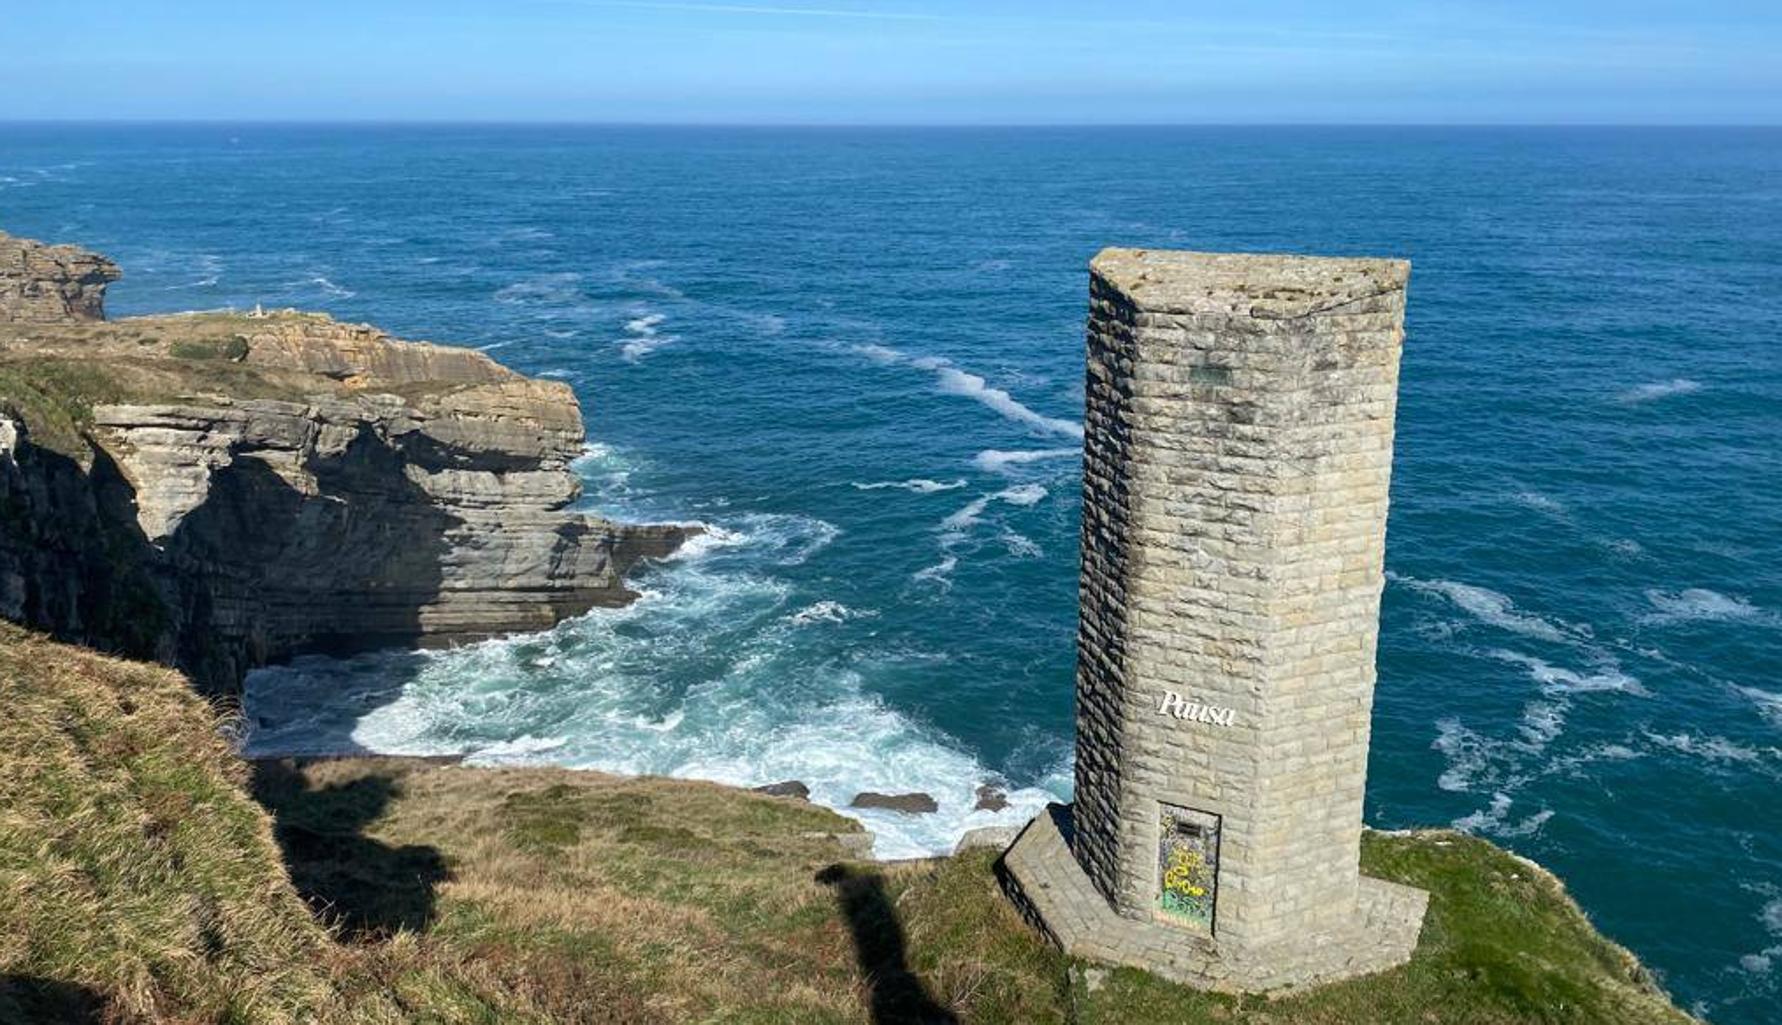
[1002,248,1428,993]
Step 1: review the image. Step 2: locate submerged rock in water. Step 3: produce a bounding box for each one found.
[0,230,692,694]
[974,785,1009,812]
[850,791,939,814]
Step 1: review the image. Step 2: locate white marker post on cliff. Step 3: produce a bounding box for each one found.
[1001,248,1429,993]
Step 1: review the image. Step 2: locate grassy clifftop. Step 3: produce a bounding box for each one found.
[0,623,1697,1024]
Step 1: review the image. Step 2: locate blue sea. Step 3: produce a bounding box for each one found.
[3,125,1778,1023]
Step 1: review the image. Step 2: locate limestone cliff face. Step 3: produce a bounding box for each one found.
[0,230,120,323]
[0,232,689,694]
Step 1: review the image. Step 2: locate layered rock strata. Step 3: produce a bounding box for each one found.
[0,232,689,694]
[0,230,120,323]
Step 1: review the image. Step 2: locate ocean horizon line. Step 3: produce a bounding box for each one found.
[4,118,1779,131]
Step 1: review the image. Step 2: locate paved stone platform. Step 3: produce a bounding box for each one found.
[1000,804,1429,994]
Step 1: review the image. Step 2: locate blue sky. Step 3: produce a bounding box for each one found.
[5,1,1778,123]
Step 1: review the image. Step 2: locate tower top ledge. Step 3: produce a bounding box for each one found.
[1090,247,1409,319]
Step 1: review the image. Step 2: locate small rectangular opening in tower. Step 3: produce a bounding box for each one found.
[1155,804,1221,932]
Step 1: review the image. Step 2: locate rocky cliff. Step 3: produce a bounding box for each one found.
[0,231,689,694]
[0,229,120,323]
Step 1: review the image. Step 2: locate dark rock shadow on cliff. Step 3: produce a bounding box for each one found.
[170,425,456,669]
[242,649,434,758]
[169,428,458,756]
[816,864,959,1025]
[249,759,448,940]
[0,975,111,1025]
[0,434,170,666]
[1,417,462,704]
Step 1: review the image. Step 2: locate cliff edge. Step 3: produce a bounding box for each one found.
[0,230,690,693]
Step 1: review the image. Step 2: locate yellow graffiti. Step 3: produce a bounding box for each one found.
[1162,847,1208,900]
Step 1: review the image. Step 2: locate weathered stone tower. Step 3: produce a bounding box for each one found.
[1002,248,1428,992]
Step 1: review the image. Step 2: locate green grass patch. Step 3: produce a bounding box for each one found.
[0,357,122,457]
[169,335,250,361]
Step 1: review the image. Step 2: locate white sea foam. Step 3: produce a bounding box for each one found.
[973,448,1078,473]
[785,601,873,627]
[1001,531,1043,558]
[911,555,958,587]
[1644,731,1773,766]
[1618,378,1703,404]
[938,494,995,534]
[1389,573,1577,644]
[939,485,1047,536]
[854,343,903,364]
[852,344,1083,439]
[306,276,355,299]
[164,274,221,290]
[1452,792,1553,837]
[1641,588,1769,626]
[852,478,967,494]
[160,254,224,291]
[1544,742,1643,777]
[1452,792,1512,831]
[929,364,1084,439]
[619,310,677,362]
[242,535,1068,859]
[1503,808,1555,837]
[1432,719,1494,792]
[1511,490,1566,515]
[1488,650,1649,697]
[495,272,583,305]
[1765,897,1782,936]
[997,483,1048,506]
[1738,687,1782,729]
[1739,895,1782,974]
[666,514,838,567]
[1518,700,1569,747]
[626,312,667,333]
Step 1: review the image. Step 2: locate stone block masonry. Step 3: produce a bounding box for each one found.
[1002,248,1428,993]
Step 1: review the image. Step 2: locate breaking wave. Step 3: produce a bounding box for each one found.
[973,448,1078,473]
[853,344,1082,439]
[243,482,1059,859]
[938,484,1047,537]
[1389,573,1583,644]
[852,478,967,494]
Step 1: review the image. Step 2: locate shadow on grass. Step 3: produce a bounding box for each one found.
[250,760,448,940]
[0,975,110,1024]
[817,864,959,1025]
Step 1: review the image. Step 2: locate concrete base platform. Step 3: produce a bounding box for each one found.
[999,804,1429,995]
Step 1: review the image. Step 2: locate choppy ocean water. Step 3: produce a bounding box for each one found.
[2,125,1777,1023]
